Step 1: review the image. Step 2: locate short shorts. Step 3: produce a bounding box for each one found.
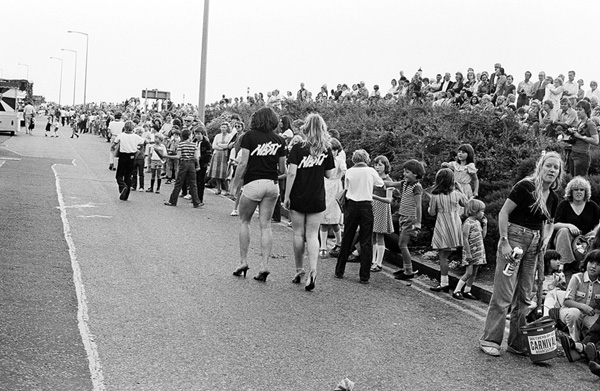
[242,179,279,202]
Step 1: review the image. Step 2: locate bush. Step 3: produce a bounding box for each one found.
[207,101,555,268]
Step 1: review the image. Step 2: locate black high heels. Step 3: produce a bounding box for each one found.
[292,270,306,284]
[233,265,249,277]
[305,271,316,291]
[254,271,270,282]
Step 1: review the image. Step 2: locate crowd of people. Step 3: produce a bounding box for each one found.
[29,63,600,378]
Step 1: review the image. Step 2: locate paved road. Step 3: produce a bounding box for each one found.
[1,119,598,390]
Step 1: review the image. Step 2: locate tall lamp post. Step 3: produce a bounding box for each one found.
[18,63,29,80]
[198,0,209,122]
[68,30,88,106]
[50,57,63,106]
[61,49,78,106]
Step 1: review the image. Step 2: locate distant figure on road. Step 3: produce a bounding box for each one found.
[230,107,287,282]
[163,129,202,208]
[111,120,145,201]
[107,112,125,170]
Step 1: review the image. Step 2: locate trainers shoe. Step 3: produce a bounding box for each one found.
[370,265,382,272]
[230,209,239,216]
[184,194,192,200]
[138,188,144,192]
[155,190,160,194]
[480,346,500,357]
[146,188,153,192]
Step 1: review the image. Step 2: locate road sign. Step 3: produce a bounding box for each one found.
[142,89,170,100]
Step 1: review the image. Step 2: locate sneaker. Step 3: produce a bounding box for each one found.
[370,265,382,272]
[138,188,144,192]
[230,209,239,216]
[146,188,153,192]
[480,346,500,357]
[184,194,192,200]
[329,245,341,258]
[155,190,160,194]
[463,292,478,300]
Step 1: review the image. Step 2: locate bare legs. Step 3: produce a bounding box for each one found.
[291,210,323,287]
[238,193,278,274]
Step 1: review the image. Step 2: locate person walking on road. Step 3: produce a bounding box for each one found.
[108,112,125,170]
[230,107,287,282]
[112,120,145,201]
[164,129,202,208]
[283,113,335,291]
[480,151,563,357]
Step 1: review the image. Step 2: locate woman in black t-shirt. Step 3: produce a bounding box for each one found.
[230,108,287,282]
[283,114,335,291]
[480,151,564,357]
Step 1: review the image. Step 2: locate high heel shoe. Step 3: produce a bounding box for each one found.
[233,265,249,277]
[292,270,305,284]
[254,271,270,282]
[305,271,316,291]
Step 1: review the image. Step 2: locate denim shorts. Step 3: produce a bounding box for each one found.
[242,179,279,202]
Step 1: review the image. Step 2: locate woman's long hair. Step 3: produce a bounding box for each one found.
[301,113,331,157]
[526,151,564,219]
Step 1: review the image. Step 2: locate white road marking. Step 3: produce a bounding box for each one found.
[58,203,101,209]
[52,164,105,391]
[0,160,4,168]
[77,215,113,219]
[0,157,21,160]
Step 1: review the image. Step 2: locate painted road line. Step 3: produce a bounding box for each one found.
[0,157,21,160]
[0,160,4,169]
[53,164,105,391]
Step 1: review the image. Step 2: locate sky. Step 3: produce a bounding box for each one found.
[4,0,600,107]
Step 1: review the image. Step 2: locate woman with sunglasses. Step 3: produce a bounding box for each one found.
[553,176,600,282]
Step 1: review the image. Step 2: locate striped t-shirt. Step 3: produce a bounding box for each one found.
[178,140,198,161]
[398,181,422,218]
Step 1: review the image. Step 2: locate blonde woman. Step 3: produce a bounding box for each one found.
[209,122,237,194]
[480,151,564,357]
[284,114,336,291]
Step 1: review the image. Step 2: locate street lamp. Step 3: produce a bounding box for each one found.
[198,0,210,122]
[50,57,63,106]
[68,30,88,106]
[18,63,29,80]
[61,49,78,106]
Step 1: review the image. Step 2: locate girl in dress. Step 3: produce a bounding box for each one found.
[442,144,479,206]
[319,138,346,258]
[429,168,466,292]
[452,199,487,300]
[370,156,394,272]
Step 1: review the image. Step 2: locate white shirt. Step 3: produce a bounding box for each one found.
[585,89,600,103]
[108,120,124,136]
[344,165,384,202]
[115,133,144,153]
[563,80,578,97]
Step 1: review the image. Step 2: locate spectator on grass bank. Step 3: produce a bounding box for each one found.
[568,100,599,176]
[480,151,563,357]
[553,176,600,282]
[517,71,534,108]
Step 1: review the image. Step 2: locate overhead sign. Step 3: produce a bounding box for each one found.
[142,89,170,100]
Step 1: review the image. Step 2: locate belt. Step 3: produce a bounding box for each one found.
[508,222,540,235]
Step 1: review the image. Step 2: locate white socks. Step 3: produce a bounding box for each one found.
[441,275,449,287]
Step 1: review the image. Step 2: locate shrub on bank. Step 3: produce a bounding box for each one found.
[207,100,600,268]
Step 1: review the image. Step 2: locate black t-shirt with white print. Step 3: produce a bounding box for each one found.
[241,129,287,185]
[288,143,335,213]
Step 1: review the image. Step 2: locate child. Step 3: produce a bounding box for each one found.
[387,159,425,280]
[370,156,394,272]
[70,116,79,138]
[453,199,487,300]
[165,128,181,184]
[441,143,479,205]
[131,128,146,192]
[45,115,53,137]
[52,116,60,137]
[428,168,466,292]
[147,134,167,194]
[558,250,600,362]
[541,250,567,316]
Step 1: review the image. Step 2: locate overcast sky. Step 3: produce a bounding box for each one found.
[4,0,599,106]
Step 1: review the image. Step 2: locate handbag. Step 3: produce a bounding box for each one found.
[336,189,347,213]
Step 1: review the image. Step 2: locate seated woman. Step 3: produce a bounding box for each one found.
[553,176,600,282]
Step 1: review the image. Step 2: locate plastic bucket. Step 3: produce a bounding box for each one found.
[520,318,557,362]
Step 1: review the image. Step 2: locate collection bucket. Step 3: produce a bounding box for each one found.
[520,317,557,362]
